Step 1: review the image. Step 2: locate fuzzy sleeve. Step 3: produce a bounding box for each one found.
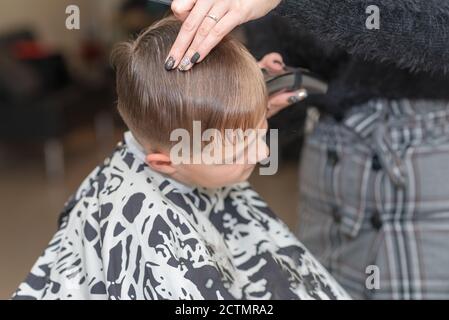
[274,0,449,74]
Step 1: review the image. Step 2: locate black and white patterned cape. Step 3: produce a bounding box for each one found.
[12,132,349,300]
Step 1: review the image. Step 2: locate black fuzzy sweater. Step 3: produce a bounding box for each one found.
[246,0,449,116]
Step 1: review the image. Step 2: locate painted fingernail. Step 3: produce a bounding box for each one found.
[298,89,308,99]
[288,89,308,104]
[288,96,301,104]
[164,56,175,71]
[190,52,200,64]
[178,56,191,71]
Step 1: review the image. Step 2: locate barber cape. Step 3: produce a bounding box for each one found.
[13,132,349,300]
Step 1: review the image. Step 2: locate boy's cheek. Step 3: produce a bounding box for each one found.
[200,165,251,187]
[221,164,255,184]
[179,165,226,187]
[175,164,254,188]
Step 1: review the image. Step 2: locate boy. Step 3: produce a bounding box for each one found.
[12,17,348,300]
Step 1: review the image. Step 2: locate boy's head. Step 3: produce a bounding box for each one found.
[111,17,269,188]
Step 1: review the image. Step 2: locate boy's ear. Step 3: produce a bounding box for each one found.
[146,152,176,175]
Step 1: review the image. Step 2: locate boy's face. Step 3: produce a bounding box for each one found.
[146,118,270,189]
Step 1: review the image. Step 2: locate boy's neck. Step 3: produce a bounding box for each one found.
[124,131,195,193]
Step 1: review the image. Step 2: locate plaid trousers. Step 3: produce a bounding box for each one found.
[297,99,449,299]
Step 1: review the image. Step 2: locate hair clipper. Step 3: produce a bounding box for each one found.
[263,66,328,97]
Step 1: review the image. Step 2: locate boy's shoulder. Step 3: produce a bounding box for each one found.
[57,136,276,244]
[58,141,173,229]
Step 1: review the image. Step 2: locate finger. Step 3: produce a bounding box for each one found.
[165,0,213,70]
[267,89,307,118]
[286,89,308,104]
[259,61,284,75]
[272,89,307,106]
[181,2,230,70]
[259,52,285,73]
[177,48,198,71]
[195,11,242,63]
[171,0,196,21]
[265,59,285,73]
[262,52,284,65]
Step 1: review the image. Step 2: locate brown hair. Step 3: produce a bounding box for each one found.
[111,16,267,150]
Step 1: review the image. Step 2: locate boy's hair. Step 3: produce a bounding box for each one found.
[111,16,267,150]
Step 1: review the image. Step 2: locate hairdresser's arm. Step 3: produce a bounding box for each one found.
[276,0,449,74]
[165,0,281,71]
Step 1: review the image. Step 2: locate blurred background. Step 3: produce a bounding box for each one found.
[0,0,308,298]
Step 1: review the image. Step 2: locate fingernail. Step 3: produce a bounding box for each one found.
[164,56,175,71]
[298,89,308,99]
[190,52,200,64]
[274,60,283,66]
[178,56,191,71]
[288,96,301,104]
[288,89,308,104]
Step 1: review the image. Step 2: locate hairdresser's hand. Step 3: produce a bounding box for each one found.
[165,0,282,71]
[258,53,307,118]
